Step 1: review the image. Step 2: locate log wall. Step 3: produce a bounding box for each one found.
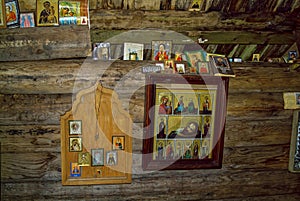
[1,59,300,200]
[1,0,300,200]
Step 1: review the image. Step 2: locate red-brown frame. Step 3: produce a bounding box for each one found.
[142,74,229,170]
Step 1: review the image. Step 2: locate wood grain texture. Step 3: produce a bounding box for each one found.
[60,83,132,185]
[0,143,293,182]
[1,1,300,199]
[17,0,300,13]
[0,60,296,94]
[1,169,300,200]
[0,26,91,61]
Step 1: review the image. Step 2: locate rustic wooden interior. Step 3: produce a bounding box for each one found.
[1,0,300,200]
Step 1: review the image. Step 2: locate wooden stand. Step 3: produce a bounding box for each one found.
[61,82,132,185]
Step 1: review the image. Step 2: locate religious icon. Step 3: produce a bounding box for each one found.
[5,0,20,28]
[106,151,117,166]
[69,137,82,152]
[152,40,172,61]
[156,140,165,160]
[174,63,186,74]
[36,0,59,26]
[157,117,167,139]
[197,61,210,74]
[192,140,200,159]
[165,140,175,160]
[92,149,104,166]
[93,42,111,60]
[164,59,175,72]
[175,140,184,159]
[69,120,82,135]
[252,54,260,62]
[70,162,81,177]
[78,152,91,166]
[112,136,125,150]
[20,12,35,28]
[200,94,212,114]
[158,93,173,115]
[59,0,80,25]
[123,42,144,61]
[189,0,203,11]
[288,51,297,63]
[202,116,211,138]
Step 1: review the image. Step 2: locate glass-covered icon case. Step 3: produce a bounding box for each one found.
[142,74,229,170]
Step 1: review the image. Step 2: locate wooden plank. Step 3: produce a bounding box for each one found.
[0,125,61,153]
[89,10,296,41]
[0,59,147,94]
[230,64,300,93]
[1,169,299,200]
[0,26,91,61]
[0,60,299,95]
[186,31,296,45]
[0,90,293,125]
[0,94,72,125]
[0,111,293,153]
[91,29,295,46]
[89,10,220,31]
[0,144,292,183]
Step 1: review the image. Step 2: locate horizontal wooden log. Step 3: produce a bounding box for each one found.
[0,125,61,153]
[0,90,293,125]
[0,143,292,183]
[0,110,292,153]
[0,94,72,125]
[0,26,91,61]
[17,0,300,14]
[0,60,298,95]
[91,29,296,46]
[1,169,299,200]
[208,194,300,201]
[230,65,300,93]
[89,10,295,32]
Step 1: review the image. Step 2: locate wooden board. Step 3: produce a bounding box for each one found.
[0,26,91,61]
[60,82,132,185]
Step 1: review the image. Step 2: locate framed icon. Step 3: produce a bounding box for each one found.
[78,152,91,166]
[92,42,111,60]
[174,62,186,74]
[69,120,82,134]
[252,54,260,62]
[5,0,20,28]
[142,74,229,170]
[70,162,81,177]
[123,42,144,61]
[197,61,210,75]
[20,12,35,27]
[152,40,172,61]
[59,1,80,25]
[112,136,125,150]
[92,149,104,166]
[106,151,117,166]
[69,137,82,152]
[36,0,59,26]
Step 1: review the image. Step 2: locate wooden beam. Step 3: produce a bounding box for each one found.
[0,26,91,61]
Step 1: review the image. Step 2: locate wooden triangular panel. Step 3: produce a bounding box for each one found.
[61,82,132,185]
